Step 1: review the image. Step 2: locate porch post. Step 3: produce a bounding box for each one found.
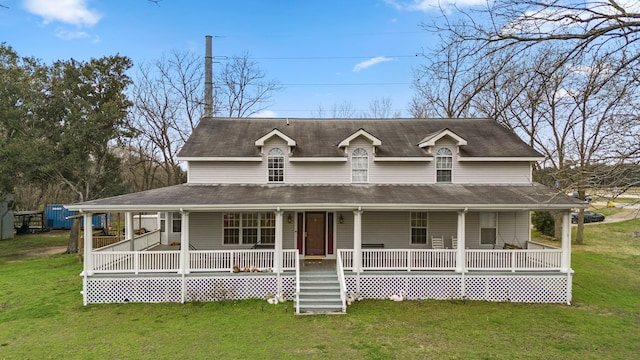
[274,210,284,274]
[560,211,572,273]
[353,209,363,273]
[456,210,466,273]
[125,211,134,250]
[180,211,190,274]
[83,212,94,276]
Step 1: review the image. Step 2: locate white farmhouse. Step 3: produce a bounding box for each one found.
[67,117,585,313]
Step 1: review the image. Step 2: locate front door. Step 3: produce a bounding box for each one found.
[305,212,326,256]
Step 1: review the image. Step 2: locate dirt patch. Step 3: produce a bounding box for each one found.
[21,246,68,257]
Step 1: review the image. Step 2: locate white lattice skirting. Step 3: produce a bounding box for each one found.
[84,275,296,304]
[84,273,571,305]
[345,273,572,304]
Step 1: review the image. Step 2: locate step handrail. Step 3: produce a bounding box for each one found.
[295,252,300,315]
[336,251,347,312]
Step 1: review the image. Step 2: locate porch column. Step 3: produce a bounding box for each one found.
[274,210,284,274]
[353,209,363,273]
[456,210,466,273]
[83,212,94,275]
[560,211,572,273]
[125,211,134,250]
[180,211,190,274]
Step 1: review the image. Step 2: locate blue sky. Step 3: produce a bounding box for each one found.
[0,0,483,117]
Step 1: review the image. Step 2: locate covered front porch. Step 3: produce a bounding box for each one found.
[69,183,584,309]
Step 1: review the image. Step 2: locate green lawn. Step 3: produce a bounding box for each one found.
[1,221,639,360]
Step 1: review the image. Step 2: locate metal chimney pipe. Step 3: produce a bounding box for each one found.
[204,35,213,118]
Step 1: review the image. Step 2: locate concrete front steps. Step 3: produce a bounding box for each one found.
[296,271,345,315]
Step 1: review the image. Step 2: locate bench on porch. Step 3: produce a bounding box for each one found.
[251,243,275,250]
[362,243,385,249]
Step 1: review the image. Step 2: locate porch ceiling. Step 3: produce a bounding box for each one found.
[66,183,586,212]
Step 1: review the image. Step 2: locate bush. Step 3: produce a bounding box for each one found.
[532,211,555,237]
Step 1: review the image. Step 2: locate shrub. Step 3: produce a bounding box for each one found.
[532,211,555,237]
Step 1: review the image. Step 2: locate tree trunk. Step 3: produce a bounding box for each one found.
[67,218,80,253]
[576,211,584,245]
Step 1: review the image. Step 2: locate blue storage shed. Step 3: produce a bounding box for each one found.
[46,205,108,230]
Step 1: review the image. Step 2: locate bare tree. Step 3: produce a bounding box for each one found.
[216,53,282,118]
[367,97,399,118]
[129,50,203,188]
[432,1,640,88]
[312,101,358,118]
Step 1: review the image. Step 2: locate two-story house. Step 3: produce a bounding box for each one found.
[67,118,584,314]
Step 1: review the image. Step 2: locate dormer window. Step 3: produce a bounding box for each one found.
[436,148,452,183]
[351,148,368,183]
[268,148,285,183]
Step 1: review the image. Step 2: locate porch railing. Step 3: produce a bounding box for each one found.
[92,250,180,274]
[91,248,297,274]
[466,249,562,271]
[338,249,562,272]
[339,249,457,271]
[93,230,160,252]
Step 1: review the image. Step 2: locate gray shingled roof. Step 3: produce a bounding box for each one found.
[177,118,543,158]
[67,183,584,211]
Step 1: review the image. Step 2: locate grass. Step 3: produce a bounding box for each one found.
[1,222,639,359]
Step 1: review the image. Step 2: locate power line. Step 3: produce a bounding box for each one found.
[280,82,410,86]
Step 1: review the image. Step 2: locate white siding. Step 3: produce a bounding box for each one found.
[370,162,431,184]
[495,211,530,248]
[428,212,458,248]
[465,211,530,249]
[189,212,296,250]
[457,162,531,184]
[336,211,354,249]
[188,161,265,184]
[361,212,410,249]
[189,212,220,250]
[287,162,350,183]
[185,136,533,185]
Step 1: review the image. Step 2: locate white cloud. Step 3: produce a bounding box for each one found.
[385,0,487,12]
[250,110,277,118]
[353,56,393,72]
[24,0,102,27]
[54,28,90,40]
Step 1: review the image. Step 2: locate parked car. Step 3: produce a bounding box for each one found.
[571,211,605,224]
[571,192,593,202]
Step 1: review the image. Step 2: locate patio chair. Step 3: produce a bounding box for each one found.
[431,235,444,249]
[451,236,458,249]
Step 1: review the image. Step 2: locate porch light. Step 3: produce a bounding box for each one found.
[339,214,344,224]
[287,214,292,223]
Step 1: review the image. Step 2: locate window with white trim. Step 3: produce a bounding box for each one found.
[172,212,181,232]
[268,148,285,183]
[436,147,453,183]
[351,148,368,182]
[223,212,276,245]
[410,212,428,244]
[480,213,497,245]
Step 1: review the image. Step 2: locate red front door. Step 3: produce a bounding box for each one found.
[305,212,325,256]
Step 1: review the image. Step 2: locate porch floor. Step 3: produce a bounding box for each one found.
[300,259,336,272]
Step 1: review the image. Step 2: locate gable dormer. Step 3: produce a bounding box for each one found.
[255,128,296,155]
[418,128,467,154]
[338,128,382,154]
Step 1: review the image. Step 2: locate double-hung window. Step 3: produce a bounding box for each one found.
[351,148,368,183]
[436,147,453,183]
[172,212,182,232]
[223,212,276,245]
[410,212,428,244]
[480,213,497,245]
[268,148,285,183]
